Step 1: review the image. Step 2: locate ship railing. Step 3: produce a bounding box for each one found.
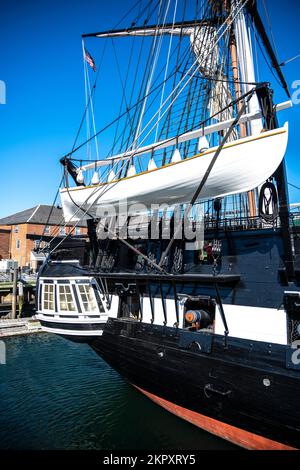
[204,215,280,231]
[204,212,300,232]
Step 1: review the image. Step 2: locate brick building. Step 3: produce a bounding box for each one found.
[0,228,10,260]
[0,205,87,271]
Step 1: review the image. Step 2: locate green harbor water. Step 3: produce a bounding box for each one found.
[0,334,236,450]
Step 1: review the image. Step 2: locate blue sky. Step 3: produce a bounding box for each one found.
[0,0,299,218]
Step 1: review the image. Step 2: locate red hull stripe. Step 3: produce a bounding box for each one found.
[134,385,297,450]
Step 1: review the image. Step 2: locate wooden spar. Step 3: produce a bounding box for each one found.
[82,20,216,39]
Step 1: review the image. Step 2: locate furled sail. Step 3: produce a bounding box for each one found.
[190,26,219,76]
[190,26,233,123]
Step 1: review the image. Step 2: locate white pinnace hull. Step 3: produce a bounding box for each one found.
[60,123,288,221]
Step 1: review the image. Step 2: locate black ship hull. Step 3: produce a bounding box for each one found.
[31,0,300,451]
[37,225,300,449]
[88,318,300,450]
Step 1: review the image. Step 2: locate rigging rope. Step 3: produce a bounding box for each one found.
[132,0,170,147]
[37,173,65,250]
[279,54,300,67]
[262,0,280,62]
[47,82,258,277]
[114,0,250,167]
[158,86,256,267]
[46,0,252,272]
[72,0,159,157]
[38,0,164,248]
[288,182,300,192]
[154,0,178,142]
[64,0,249,164]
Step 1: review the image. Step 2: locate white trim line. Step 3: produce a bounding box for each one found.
[40,326,104,336]
[36,313,108,323]
[50,260,80,264]
[40,276,94,281]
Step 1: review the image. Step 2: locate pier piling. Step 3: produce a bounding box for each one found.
[11,267,18,319]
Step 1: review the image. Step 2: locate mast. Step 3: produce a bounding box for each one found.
[225,0,257,217]
[66,0,292,232]
[231,35,257,217]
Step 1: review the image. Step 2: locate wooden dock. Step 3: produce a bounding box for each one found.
[0,279,36,302]
[0,279,36,319]
[0,318,43,338]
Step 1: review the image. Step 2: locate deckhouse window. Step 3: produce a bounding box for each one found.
[78,284,98,312]
[58,284,76,311]
[43,284,55,311]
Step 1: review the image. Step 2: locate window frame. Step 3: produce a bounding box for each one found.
[42,283,55,312]
[76,283,101,314]
[39,277,105,316]
[57,283,77,313]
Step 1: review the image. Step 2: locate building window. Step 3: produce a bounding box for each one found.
[44,226,50,234]
[75,227,81,235]
[16,239,20,250]
[58,285,76,311]
[14,225,19,233]
[59,227,66,236]
[43,284,55,311]
[34,240,40,250]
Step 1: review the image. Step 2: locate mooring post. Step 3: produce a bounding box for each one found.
[18,282,24,318]
[11,267,18,319]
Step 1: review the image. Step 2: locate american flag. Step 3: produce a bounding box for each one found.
[84,49,96,72]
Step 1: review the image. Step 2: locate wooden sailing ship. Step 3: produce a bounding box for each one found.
[36,0,300,449]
